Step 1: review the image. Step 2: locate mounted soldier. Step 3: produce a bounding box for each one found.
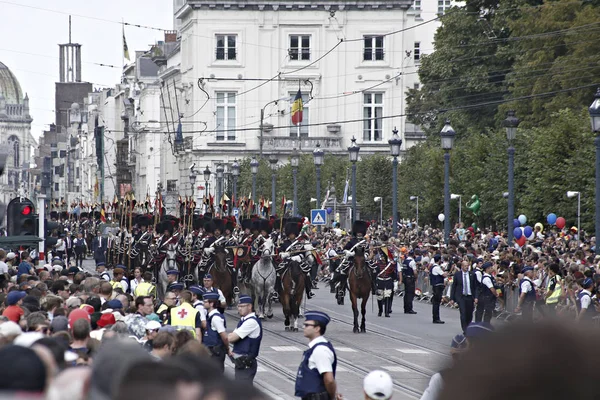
[277,218,314,300]
[331,220,369,305]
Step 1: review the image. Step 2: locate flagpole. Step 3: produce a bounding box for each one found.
[121,20,124,70]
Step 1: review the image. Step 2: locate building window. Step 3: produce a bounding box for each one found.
[167,179,178,192]
[412,0,421,17]
[363,36,384,61]
[289,92,310,138]
[216,92,236,141]
[414,42,421,62]
[54,183,59,191]
[216,35,237,60]
[289,35,310,61]
[438,0,452,15]
[414,82,420,90]
[363,93,383,142]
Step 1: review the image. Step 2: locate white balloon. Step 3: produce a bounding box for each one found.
[518,214,527,225]
[438,213,445,222]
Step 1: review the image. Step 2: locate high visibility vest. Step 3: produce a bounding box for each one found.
[134,281,156,298]
[110,280,123,291]
[546,275,562,304]
[170,302,199,338]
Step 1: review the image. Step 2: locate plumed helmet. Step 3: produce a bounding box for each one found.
[285,221,301,237]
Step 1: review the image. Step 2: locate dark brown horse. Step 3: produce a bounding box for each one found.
[208,244,234,306]
[279,260,305,332]
[348,246,371,333]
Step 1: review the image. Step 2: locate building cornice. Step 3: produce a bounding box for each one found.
[184,1,412,11]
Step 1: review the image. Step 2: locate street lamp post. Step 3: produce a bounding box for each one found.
[250,156,259,215]
[504,110,520,244]
[389,127,402,234]
[291,148,299,217]
[348,137,360,222]
[232,160,240,214]
[450,194,462,225]
[567,191,581,248]
[189,172,197,200]
[410,196,419,228]
[269,154,278,217]
[589,88,600,254]
[203,165,211,214]
[440,120,456,245]
[374,197,383,226]
[313,143,324,208]
[216,164,224,216]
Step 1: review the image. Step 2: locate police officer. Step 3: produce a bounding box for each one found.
[167,290,201,338]
[96,262,110,282]
[189,285,207,330]
[474,262,498,324]
[203,291,229,372]
[430,254,446,324]
[167,282,184,300]
[228,294,262,385]
[156,290,177,323]
[577,277,595,322]
[515,266,536,322]
[201,274,227,312]
[473,258,485,323]
[165,269,179,288]
[544,263,562,316]
[295,311,342,400]
[401,250,417,314]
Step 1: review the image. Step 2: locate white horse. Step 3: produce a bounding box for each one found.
[251,238,276,319]
[157,242,179,299]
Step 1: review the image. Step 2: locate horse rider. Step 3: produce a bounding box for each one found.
[228,294,263,385]
[277,219,315,299]
[238,218,258,283]
[370,246,397,318]
[401,249,418,315]
[203,291,230,372]
[333,220,370,302]
[294,311,342,400]
[199,219,228,285]
[152,221,178,268]
[223,217,240,292]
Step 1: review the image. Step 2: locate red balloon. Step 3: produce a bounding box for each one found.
[516,236,526,247]
[555,217,566,229]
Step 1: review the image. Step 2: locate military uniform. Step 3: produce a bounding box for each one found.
[371,249,397,318]
[278,219,314,299]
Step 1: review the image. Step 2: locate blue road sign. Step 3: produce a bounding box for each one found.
[310,209,327,225]
[233,207,239,217]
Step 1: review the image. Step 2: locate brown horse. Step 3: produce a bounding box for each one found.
[279,260,305,332]
[348,246,372,333]
[208,244,234,306]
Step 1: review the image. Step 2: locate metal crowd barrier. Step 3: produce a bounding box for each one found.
[416,270,433,302]
[496,283,520,320]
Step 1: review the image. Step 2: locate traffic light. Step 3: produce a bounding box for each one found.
[6,198,36,236]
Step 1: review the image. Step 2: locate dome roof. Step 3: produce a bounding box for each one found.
[0,62,23,105]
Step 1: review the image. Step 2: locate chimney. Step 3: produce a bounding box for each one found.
[165,30,177,43]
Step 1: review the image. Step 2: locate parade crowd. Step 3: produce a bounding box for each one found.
[0,208,595,399]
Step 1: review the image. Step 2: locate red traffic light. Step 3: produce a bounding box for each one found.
[21,205,32,215]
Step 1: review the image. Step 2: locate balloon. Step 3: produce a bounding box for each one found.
[556,217,566,229]
[518,214,527,225]
[438,213,445,222]
[547,213,557,225]
[471,223,477,230]
[516,236,526,247]
[513,227,523,239]
[523,226,533,239]
[534,222,544,234]
[513,218,521,228]
[326,207,332,214]
[466,195,481,216]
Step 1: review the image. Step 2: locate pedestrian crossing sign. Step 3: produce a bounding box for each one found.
[310,209,327,225]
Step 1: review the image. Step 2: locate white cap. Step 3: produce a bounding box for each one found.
[146,320,161,331]
[0,321,22,337]
[6,252,16,260]
[363,370,393,400]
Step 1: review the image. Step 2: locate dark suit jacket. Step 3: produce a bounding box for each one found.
[451,270,478,302]
[92,237,107,261]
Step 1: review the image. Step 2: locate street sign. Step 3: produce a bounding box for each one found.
[233,208,239,217]
[310,209,327,225]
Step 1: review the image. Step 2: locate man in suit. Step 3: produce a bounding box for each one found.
[450,260,478,334]
[92,230,107,265]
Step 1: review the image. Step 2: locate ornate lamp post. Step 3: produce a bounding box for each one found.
[216,164,224,216]
[269,154,278,217]
[291,148,299,216]
[189,171,197,199]
[589,88,600,254]
[388,127,402,234]
[250,156,259,214]
[231,159,239,213]
[348,137,360,222]
[440,120,456,245]
[203,165,211,213]
[503,110,520,244]
[313,143,324,208]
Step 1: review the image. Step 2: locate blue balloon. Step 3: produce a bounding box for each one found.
[513,227,522,239]
[326,207,333,214]
[523,226,533,238]
[547,213,557,225]
[513,218,521,228]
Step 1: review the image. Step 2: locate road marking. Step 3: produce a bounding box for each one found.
[335,347,357,352]
[382,366,410,372]
[257,366,267,372]
[336,366,349,372]
[270,346,302,352]
[396,349,430,354]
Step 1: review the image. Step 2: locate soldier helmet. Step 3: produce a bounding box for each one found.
[284,221,301,237]
[258,219,272,234]
[352,220,370,236]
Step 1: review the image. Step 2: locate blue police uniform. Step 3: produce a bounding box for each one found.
[519,267,536,322]
[203,292,227,371]
[231,295,263,384]
[402,254,417,314]
[475,263,497,323]
[295,311,338,400]
[429,255,445,323]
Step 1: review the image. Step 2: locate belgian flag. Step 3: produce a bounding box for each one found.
[291,89,303,125]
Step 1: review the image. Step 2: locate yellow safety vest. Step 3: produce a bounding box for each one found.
[170,302,199,338]
[546,275,562,304]
[134,282,156,298]
[110,280,123,291]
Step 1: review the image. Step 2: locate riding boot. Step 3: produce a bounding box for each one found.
[275,275,282,293]
[371,279,378,296]
[377,300,383,317]
[305,273,315,299]
[329,273,338,293]
[384,297,391,317]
